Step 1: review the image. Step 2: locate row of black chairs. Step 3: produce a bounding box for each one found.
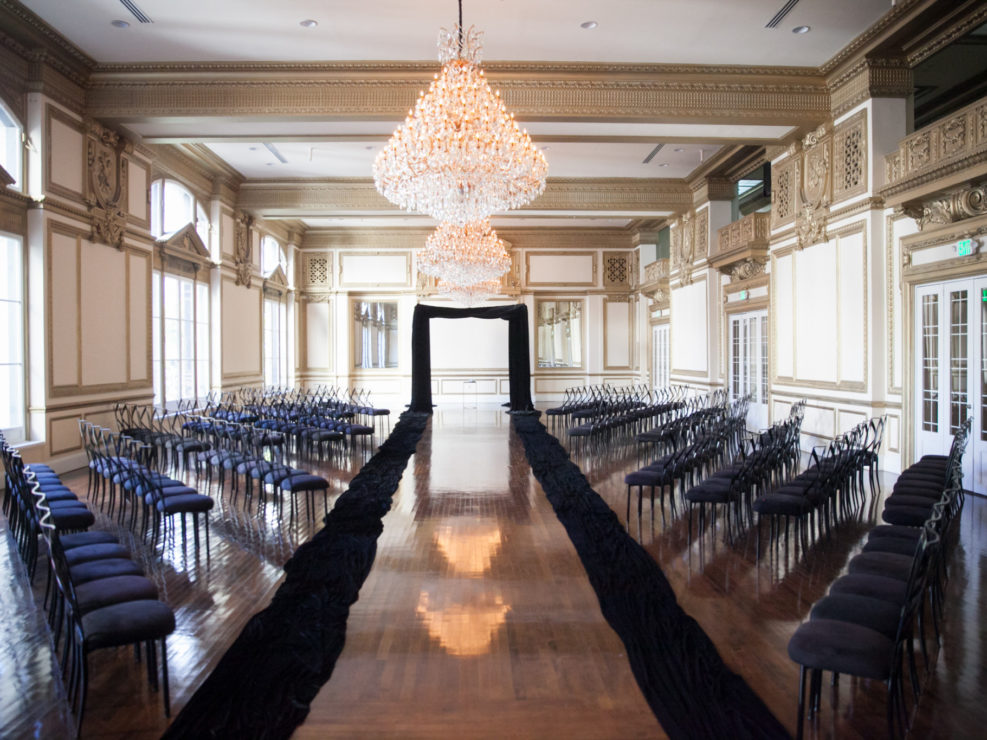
[547,384,689,432]
[786,417,969,738]
[622,395,750,527]
[753,415,886,554]
[2,431,174,735]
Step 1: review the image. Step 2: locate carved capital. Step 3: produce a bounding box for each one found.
[905,182,987,231]
[729,258,767,282]
[796,205,829,250]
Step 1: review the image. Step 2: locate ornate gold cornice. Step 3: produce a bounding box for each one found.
[240,178,690,217]
[0,0,95,83]
[148,144,221,201]
[300,226,634,252]
[86,63,830,125]
[818,0,927,76]
[904,0,987,65]
[828,57,912,119]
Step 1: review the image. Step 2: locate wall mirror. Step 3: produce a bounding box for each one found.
[353,300,398,369]
[536,299,582,368]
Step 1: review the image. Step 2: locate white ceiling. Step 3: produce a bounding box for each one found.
[17,0,893,228]
[23,0,891,67]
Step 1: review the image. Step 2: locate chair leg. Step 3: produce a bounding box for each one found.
[796,664,807,740]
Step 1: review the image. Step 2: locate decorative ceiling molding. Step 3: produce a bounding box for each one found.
[239,178,691,218]
[86,64,830,125]
[817,0,926,75]
[0,0,96,82]
[828,56,912,118]
[903,0,987,65]
[300,226,634,252]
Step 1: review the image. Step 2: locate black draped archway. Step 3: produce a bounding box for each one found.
[409,303,534,413]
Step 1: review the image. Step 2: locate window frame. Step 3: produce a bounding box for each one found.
[351,298,399,371]
[0,98,24,193]
[0,232,26,442]
[150,177,210,245]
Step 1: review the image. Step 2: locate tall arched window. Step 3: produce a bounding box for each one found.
[150,178,213,406]
[261,235,289,387]
[0,99,23,191]
[150,178,210,245]
[0,233,25,441]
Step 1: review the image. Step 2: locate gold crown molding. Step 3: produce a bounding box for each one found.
[0,185,28,234]
[828,57,912,119]
[302,229,427,251]
[690,176,734,205]
[904,0,987,65]
[85,74,829,125]
[818,0,926,76]
[180,143,245,185]
[0,0,94,82]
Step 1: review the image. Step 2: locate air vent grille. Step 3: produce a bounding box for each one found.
[765,0,800,29]
[642,143,665,164]
[119,0,152,23]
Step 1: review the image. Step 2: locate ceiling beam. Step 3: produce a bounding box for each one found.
[237,177,692,219]
[88,61,830,128]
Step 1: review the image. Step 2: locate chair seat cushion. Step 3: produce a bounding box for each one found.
[809,593,903,639]
[753,493,811,515]
[625,470,663,486]
[862,537,918,557]
[39,490,79,502]
[156,494,214,513]
[60,531,119,549]
[884,494,936,509]
[787,619,891,680]
[868,524,921,541]
[50,507,95,530]
[847,551,914,581]
[63,543,131,566]
[75,575,159,614]
[83,600,175,649]
[281,474,329,492]
[69,558,143,585]
[881,505,932,527]
[829,573,907,604]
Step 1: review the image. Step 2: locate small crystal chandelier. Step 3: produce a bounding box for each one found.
[373,0,548,224]
[437,277,502,306]
[417,220,511,288]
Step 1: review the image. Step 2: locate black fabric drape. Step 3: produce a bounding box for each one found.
[409,303,534,413]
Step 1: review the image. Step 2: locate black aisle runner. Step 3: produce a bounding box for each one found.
[162,411,430,740]
[511,414,790,740]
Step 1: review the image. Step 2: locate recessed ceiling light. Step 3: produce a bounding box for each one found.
[265,162,275,166]
[673,147,685,152]
[542,146,550,151]
[792,25,810,34]
[300,19,318,28]
[657,163,669,167]
[365,145,374,150]
[111,19,130,28]
[248,146,258,151]
[580,21,598,30]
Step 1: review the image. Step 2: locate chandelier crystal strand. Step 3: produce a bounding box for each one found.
[416,220,511,288]
[373,20,548,224]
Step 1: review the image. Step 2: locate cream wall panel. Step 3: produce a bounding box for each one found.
[795,243,837,382]
[127,160,147,221]
[527,253,594,285]
[222,284,262,375]
[305,302,331,370]
[837,409,868,434]
[129,252,148,381]
[670,280,708,373]
[352,378,402,396]
[605,300,630,369]
[774,253,794,378]
[438,377,501,395]
[48,416,83,456]
[221,213,235,258]
[534,376,586,394]
[431,316,509,370]
[890,215,917,393]
[49,117,83,196]
[838,232,865,384]
[802,404,836,439]
[80,241,128,386]
[50,231,79,387]
[340,252,408,286]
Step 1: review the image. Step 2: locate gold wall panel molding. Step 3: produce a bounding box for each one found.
[84,118,131,249]
[525,250,598,287]
[885,212,902,396]
[883,97,987,201]
[43,104,86,204]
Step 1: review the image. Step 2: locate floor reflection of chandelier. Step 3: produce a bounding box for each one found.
[373,1,547,304]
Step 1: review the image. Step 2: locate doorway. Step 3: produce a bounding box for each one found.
[914,276,987,493]
[728,310,768,430]
[652,323,669,391]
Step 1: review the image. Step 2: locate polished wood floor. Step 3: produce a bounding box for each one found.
[1,405,985,739]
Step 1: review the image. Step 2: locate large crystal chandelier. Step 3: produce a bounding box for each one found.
[373,1,548,224]
[417,220,511,287]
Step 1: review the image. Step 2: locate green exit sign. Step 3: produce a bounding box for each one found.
[982,287,987,303]
[957,238,976,257]
[738,289,749,300]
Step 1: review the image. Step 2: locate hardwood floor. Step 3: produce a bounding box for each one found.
[1,405,985,739]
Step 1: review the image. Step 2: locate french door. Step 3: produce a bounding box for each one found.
[729,310,769,430]
[914,277,987,493]
[652,323,669,390]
